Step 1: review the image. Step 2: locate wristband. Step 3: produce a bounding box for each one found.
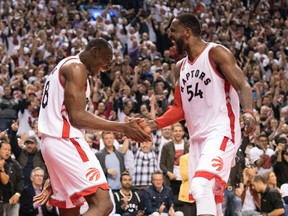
[242,110,255,119]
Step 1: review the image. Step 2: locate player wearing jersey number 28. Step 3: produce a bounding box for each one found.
[34,38,152,216]
[142,13,256,216]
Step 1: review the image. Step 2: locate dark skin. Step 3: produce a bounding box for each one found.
[145,17,256,216]
[147,18,256,136]
[61,46,151,141]
[34,40,151,216]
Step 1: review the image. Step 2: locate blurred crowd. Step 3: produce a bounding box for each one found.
[1,0,288,215]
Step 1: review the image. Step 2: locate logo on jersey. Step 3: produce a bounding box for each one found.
[180,68,211,102]
[211,156,224,171]
[86,167,101,181]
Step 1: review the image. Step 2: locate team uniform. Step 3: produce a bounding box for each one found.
[38,56,109,208]
[178,42,241,208]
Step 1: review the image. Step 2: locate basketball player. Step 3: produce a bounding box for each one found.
[146,13,256,215]
[35,38,151,216]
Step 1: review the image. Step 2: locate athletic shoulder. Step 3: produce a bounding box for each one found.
[174,58,185,81]
[60,60,87,84]
[209,44,236,66]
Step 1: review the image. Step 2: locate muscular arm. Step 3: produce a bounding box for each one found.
[210,45,253,111]
[210,45,256,135]
[60,62,151,142]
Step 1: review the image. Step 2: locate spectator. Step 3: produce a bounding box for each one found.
[160,123,189,210]
[113,171,144,216]
[10,121,46,186]
[131,140,158,190]
[0,139,24,216]
[272,138,288,187]
[178,153,197,216]
[0,85,19,134]
[19,167,58,216]
[154,125,173,168]
[280,183,288,216]
[250,134,274,175]
[96,131,126,192]
[263,171,280,192]
[141,171,184,216]
[252,175,285,216]
[160,123,189,186]
[241,164,261,216]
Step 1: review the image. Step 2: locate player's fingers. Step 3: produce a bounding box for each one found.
[34,195,49,205]
[33,196,45,205]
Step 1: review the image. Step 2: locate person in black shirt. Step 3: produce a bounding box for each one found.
[113,172,144,216]
[252,175,285,216]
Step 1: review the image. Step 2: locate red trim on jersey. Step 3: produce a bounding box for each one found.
[180,58,186,71]
[219,137,229,151]
[208,46,225,79]
[193,171,226,204]
[62,115,70,138]
[225,81,235,143]
[85,81,88,91]
[70,138,89,162]
[58,57,79,88]
[155,85,184,129]
[187,43,209,65]
[49,198,84,208]
[70,183,110,204]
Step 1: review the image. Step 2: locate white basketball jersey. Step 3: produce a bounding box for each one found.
[38,56,90,138]
[179,43,241,145]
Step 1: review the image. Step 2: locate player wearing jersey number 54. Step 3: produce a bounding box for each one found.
[34,38,152,216]
[144,13,256,216]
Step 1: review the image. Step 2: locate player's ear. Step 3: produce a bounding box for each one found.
[91,47,99,58]
[185,28,192,37]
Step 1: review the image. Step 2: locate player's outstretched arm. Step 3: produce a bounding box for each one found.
[61,62,151,142]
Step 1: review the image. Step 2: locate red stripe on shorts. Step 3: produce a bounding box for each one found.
[49,198,67,208]
[49,198,84,208]
[219,137,228,151]
[70,183,110,204]
[193,171,227,204]
[70,138,89,162]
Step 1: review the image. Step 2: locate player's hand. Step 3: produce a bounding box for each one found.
[124,118,152,142]
[146,120,158,131]
[138,119,152,134]
[33,178,53,205]
[242,112,256,137]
